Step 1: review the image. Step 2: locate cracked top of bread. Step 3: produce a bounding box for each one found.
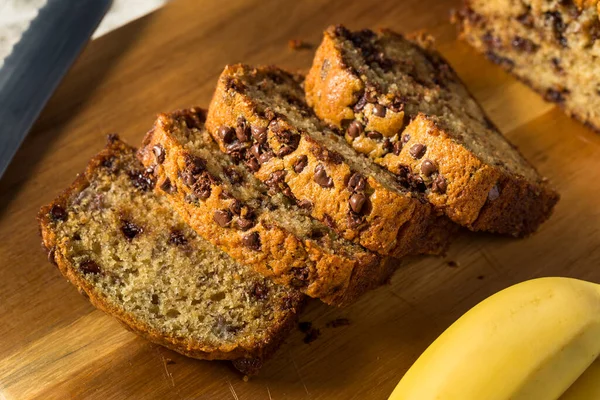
[138,108,396,306]
[206,64,456,258]
[38,135,303,375]
[305,25,559,236]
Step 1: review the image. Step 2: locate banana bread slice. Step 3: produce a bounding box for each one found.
[38,135,303,375]
[305,25,559,237]
[206,64,456,258]
[455,0,600,131]
[139,108,395,306]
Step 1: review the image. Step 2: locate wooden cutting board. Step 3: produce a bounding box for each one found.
[1,0,599,398]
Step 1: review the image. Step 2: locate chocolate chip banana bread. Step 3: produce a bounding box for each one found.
[206,64,456,258]
[455,0,600,131]
[305,25,559,237]
[139,108,395,306]
[38,135,303,375]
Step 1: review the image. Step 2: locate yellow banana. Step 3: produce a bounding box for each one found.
[389,277,600,400]
[559,357,600,400]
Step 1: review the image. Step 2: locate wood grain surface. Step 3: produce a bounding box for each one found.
[1,0,599,398]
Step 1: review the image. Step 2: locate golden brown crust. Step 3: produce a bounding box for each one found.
[37,136,303,374]
[305,25,559,237]
[138,108,395,306]
[206,64,454,257]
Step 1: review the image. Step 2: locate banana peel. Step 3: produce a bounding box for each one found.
[389,278,600,400]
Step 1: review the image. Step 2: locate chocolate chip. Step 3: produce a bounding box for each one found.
[121,220,143,240]
[517,11,534,28]
[482,32,503,50]
[128,169,156,192]
[314,164,334,188]
[152,145,165,164]
[251,126,268,144]
[349,193,367,213]
[545,88,569,103]
[402,134,411,144]
[258,150,274,165]
[347,121,363,138]
[389,97,406,113]
[373,104,386,117]
[366,131,383,140]
[50,205,68,222]
[250,143,262,160]
[488,185,500,201]
[168,230,188,246]
[311,147,344,164]
[348,172,367,192]
[551,57,564,74]
[393,141,403,156]
[364,86,378,103]
[421,159,437,176]
[412,175,427,192]
[347,213,365,229]
[246,157,260,172]
[432,175,447,194]
[251,282,269,300]
[228,199,242,215]
[236,117,251,142]
[323,214,337,229]
[190,173,211,199]
[224,166,243,185]
[184,154,207,174]
[409,143,427,159]
[160,178,176,194]
[237,217,255,231]
[485,51,515,69]
[80,260,101,275]
[242,231,261,251]
[277,145,294,157]
[225,141,246,162]
[297,199,313,210]
[214,210,232,227]
[151,294,160,304]
[293,155,308,173]
[512,36,539,53]
[353,95,367,112]
[218,125,236,144]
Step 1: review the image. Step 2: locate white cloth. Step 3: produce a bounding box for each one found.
[0,0,167,67]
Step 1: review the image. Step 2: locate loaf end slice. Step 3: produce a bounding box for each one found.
[38,135,303,375]
[206,64,457,258]
[305,25,559,237]
[139,108,396,306]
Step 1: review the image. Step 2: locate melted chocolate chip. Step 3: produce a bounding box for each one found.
[277,145,295,157]
[409,143,427,159]
[347,212,365,229]
[246,157,260,172]
[373,104,386,117]
[128,169,156,192]
[184,154,207,175]
[311,147,344,164]
[488,185,500,201]
[50,205,68,222]
[297,199,313,210]
[367,131,383,140]
[421,159,437,176]
[218,125,236,144]
[235,117,251,142]
[229,199,242,215]
[168,230,188,246]
[314,164,334,188]
[258,150,275,164]
[393,141,403,156]
[348,172,367,192]
[251,126,268,143]
[213,210,233,227]
[293,155,308,173]
[432,175,448,194]
[121,220,143,240]
[251,282,269,300]
[242,231,261,251]
[160,178,177,194]
[237,217,255,231]
[152,145,165,164]
[323,214,337,229]
[512,36,539,53]
[353,95,367,112]
[349,193,367,213]
[80,260,101,275]
[224,166,243,185]
[347,121,364,138]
